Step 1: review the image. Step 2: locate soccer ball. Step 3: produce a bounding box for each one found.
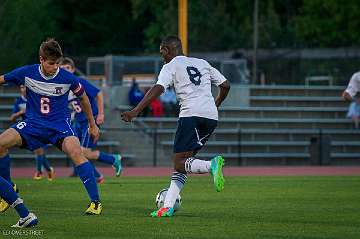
[155,188,181,211]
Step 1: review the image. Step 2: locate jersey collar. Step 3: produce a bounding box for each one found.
[38,65,60,80]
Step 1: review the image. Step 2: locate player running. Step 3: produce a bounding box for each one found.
[0,38,102,228]
[9,85,55,181]
[121,35,230,217]
[60,57,122,182]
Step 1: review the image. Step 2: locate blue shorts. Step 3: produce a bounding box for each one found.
[173,116,217,154]
[73,120,98,149]
[11,119,75,151]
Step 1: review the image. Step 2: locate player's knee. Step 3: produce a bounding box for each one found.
[174,160,186,174]
[68,147,83,161]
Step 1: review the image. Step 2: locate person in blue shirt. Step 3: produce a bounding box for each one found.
[0,38,102,228]
[10,85,55,181]
[60,57,122,182]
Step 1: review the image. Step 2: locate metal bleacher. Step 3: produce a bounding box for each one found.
[127,85,359,166]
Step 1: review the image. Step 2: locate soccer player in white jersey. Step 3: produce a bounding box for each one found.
[343,71,360,101]
[121,35,230,217]
[0,38,102,227]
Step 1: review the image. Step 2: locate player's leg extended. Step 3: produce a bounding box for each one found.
[33,148,44,180]
[82,148,122,177]
[61,136,102,215]
[0,176,38,227]
[151,152,191,218]
[0,128,23,212]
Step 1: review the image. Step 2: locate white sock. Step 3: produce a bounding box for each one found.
[185,157,211,174]
[163,172,187,208]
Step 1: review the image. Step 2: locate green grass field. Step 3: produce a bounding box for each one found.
[1,176,360,239]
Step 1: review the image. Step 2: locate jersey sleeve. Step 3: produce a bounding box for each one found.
[156,64,174,90]
[80,78,100,98]
[345,73,360,98]
[3,66,28,86]
[70,76,85,97]
[12,100,20,113]
[209,65,227,86]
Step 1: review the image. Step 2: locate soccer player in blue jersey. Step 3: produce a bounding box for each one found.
[60,57,122,182]
[0,38,102,227]
[10,85,55,181]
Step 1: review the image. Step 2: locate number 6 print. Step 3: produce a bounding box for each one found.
[40,97,50,114]
[16,121,27,129]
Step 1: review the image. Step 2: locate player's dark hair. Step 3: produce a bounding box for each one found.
[59,57,75,68]
[39,38,63,61]
[161,35,183,54]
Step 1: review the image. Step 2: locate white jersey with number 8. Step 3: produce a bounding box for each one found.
[156,56,227,120]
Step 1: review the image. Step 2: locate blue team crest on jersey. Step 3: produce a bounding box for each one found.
[54,87,63,95]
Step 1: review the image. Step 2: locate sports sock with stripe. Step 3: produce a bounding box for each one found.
[163,172,187,208]
[184,157,211,174]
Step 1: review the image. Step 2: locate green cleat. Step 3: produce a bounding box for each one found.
[210,156,225,192]
[113,154,122,177]
[150,207,174,218]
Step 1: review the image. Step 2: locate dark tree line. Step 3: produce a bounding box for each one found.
[1,0,360,72]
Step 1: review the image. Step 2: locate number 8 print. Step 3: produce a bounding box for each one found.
[40,97,50,114]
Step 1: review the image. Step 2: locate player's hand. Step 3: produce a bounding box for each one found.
[121,110,138,122]
[96,114,104,125]
[88,124,100,143]
[342,91,352,101]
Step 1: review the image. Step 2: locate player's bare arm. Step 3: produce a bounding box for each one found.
[95,91,105,125]
[121,84,164,122]
[78,93,100,142]
[10,110,25,122]
[0,75,5,85]
[342,90,353,101]
[215,80,231,108]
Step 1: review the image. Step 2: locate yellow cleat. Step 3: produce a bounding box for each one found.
[85,201,102,215]
[0,184,18,213]
[33,172,43,180]
[47,167,55,181]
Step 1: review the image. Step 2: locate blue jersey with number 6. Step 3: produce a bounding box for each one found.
[4,64,84,125]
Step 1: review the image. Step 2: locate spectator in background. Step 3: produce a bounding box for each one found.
[160,87,178,116]
[346,98,360,129]
[150,97,164,117]
[128,78,144,107]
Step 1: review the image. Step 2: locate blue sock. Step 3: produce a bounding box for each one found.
[0,176,29,218]
[35,155,43,172]
[90,162,102,178]
[97,152,115,165]
[42,156,52,172]
[75,161,100,202]
[0,154,12,184]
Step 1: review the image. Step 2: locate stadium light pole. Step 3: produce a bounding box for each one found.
[178,0,188,55]
[252,0,258,85]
